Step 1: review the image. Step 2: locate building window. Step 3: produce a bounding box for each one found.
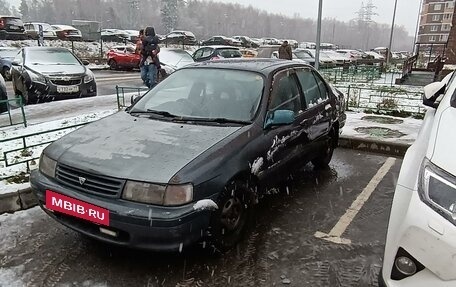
[444,13,453,20]
[431,25,439,31]
[442,24,452,31]
[434,3,442,10]
[433,14,441,21]
[446,1,455,9]
[429,35,436,42]
[440,34,449,42]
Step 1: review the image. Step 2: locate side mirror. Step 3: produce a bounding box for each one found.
[264,110,295,129]
[423,81,446,109]
[82,60,90,66]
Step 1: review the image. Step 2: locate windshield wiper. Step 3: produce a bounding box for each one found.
[130,109,178,118]
[182,117,251,125]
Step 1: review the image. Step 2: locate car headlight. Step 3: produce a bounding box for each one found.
[84,71,94,83]
[418,158,456,225]
[122,181,193,206]
[29,71,46,84]
[39,153,56,178]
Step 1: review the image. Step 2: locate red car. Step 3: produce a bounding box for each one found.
[107,45,140,70]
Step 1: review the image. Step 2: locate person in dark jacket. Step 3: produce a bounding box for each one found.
[140,26,160,88]
[278,41,292,60]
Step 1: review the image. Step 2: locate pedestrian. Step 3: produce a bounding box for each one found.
[140,26,160,89]
[434,55,445,81]
[278,40,292,60]
[136,29,148,86]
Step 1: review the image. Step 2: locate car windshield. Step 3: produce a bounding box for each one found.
[159,50,193,67]
[25,50,80,65]
[5,18,23,25]
[0,49,18,58]
[218,49,242,58]
[131,68,264,123]
[294,50,314,59]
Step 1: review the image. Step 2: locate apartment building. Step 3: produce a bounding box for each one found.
[417,0,455,45]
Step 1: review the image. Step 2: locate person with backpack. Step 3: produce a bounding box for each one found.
[140,26,160,88]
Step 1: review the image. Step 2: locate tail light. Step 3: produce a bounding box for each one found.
[0,19,4,29]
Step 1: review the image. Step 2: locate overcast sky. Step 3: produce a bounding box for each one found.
[215,0,422,35]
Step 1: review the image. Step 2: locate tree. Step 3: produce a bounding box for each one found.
[161,0,178,33]
[0,0,10,15]
[19,0,29,20]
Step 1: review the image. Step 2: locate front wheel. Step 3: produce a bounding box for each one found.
[108,59,117,70]
[209,180,254,251]
[312,127,337,168]
[2,66,11,81]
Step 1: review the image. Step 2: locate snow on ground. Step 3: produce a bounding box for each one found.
[341,111,422,145]
[0,265,26,287]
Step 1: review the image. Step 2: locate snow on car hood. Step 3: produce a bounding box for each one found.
[26,64,86,76]
[46,112,241,183]
[430,106,456,177]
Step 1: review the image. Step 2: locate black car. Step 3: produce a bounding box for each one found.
[0,47,19,81]
[31,59,346,252]
[192,46,242,62]
[160,30,197,46]
[232,36,260,48]
[0,16,26,40]
[201,36,241,46]
[10,47,97,105]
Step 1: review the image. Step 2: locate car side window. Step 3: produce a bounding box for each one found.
[313,72,329,100]
[193,49,203,59]
[269,70,301,114]
[296,69,322,108]
[202,48,213,58]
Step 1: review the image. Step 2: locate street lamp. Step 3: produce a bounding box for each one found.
[387,0,398,66]
[315,0,323,70]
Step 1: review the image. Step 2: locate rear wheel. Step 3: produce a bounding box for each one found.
[312,127,337,168]
[108,59,118,70]
[209,179,255,252]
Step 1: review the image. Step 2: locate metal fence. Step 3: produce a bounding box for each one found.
[320,65,384,84]
[336,85,425,115]
[0,97,27,128]
[116,85,149,110]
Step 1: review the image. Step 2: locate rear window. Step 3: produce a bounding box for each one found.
[4,18,23,26]
[218,49,242,58]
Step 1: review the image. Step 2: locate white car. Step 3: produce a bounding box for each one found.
[365,51,385,60]
[380,71,456,286]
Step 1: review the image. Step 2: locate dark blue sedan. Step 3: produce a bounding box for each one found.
[31,59,346,252]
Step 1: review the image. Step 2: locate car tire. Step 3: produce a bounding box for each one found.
[2,66,11,81]
[0,87,7,113]
[209,179,255,252]
[108,59,118,70]
[312,126,337,168]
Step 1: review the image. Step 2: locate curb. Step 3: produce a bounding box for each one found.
[339,136,411,157]
[0,136,412,216]
[0,187,38,215]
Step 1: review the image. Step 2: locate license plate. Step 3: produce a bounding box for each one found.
[57,85,79,93]
[45,190,110,226]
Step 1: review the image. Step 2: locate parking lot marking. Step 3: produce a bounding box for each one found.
[314,157,396,245]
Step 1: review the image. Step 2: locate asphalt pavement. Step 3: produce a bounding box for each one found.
[0,149,401,287]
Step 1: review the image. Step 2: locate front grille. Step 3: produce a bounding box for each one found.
[50,78,82,86]
[55,164,125,198]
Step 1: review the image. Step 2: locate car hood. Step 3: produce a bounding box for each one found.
[26,64,86,76]
[430,106,456,177]
[47,112,242,183]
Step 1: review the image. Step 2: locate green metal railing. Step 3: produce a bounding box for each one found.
[320,65,384,84]
[0,97,27,128]
[115,86,149,110]
[336,85,425,115]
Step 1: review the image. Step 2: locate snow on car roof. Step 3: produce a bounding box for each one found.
[51,25,78,30]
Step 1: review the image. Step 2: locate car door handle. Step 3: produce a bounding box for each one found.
[325,104,331,111]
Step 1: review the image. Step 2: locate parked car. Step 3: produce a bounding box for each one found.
[201,36,241,47]
[10,47,96,105]
[232,36,260,48]
[320,50,351,66]
[365,51,385,60]
[240,48,258,58]
[101,29,130,42]
[262,37,280,45]
[257,45,308,64]
[0,73,7,113]
[250,38,263,47]
[161,30,197,46]
[192,46,242,62]
[294,48,337,68]
[123,29,140,42]
[24,22,57,40]
[0,16,26,40]
[107,45,140,70]
[0,47,19,81]
[51,25,83,41]
[293,49,316,65]
[30,59,346,252]
[158,48,195,78]
[379,72,456,286]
